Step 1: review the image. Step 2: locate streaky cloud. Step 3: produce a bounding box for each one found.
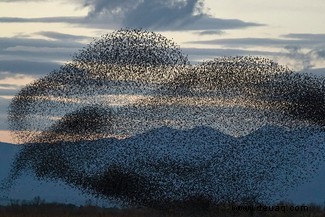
[196,30,225,35]
[187,37,324,48]
[0,16,84,23]
[35,31,93,41]
[283,33,325,41]
[0,60,61,75]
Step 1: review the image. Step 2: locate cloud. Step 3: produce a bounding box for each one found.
[0,0,50,1]
[0,16,84,23]
[283,33,325,41]
[0,37,83,49]
[196,30,224,35]
[83,0,203,28]
[313,49,325,59]
[302,68,325,77]
[0,16,120,29]
[0,60,60,75]
[187,37,325,48]
[0,36,85,76]
[188,33,325,49]
[2,48,74,63]
[0,72,38,96]
[0,0,262,31]
[281,46,313,70]
[84,0,262,30]
[182,47,283,64]
[275,46,325,72]
[0,89,19,96]
[36,31,92,41]
[0,83,21,89]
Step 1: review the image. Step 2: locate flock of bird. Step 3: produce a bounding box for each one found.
[4,29,325,207]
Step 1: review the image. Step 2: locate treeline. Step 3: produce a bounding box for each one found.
[0,197,324,217]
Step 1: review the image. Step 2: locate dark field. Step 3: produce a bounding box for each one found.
[0,199,324,217]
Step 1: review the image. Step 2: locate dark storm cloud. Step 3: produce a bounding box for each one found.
[0,0,262,31]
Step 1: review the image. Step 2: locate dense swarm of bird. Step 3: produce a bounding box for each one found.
[4,29,325,208]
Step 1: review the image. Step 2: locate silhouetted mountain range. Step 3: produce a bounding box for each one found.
[2,125,324,206]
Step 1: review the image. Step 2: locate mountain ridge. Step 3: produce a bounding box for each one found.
[1,125,325,205]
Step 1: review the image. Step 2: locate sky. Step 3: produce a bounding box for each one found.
[0,0,325,143]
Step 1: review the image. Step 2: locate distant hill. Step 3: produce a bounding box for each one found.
[1,125,325,206]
